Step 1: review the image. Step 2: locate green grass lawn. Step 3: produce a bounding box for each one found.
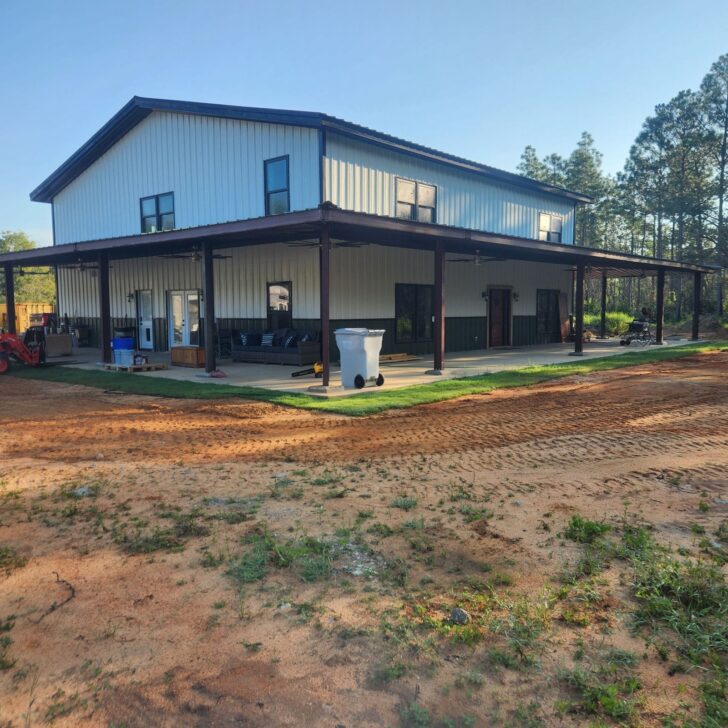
[6,341,725,417]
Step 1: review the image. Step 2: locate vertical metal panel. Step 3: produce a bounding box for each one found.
[55,245,572,328]
[53,112,321,244]
[324,133,576,244]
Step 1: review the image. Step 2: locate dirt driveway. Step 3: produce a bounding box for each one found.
[1,351,727,727]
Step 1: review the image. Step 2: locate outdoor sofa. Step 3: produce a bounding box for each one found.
[231,328,320,366]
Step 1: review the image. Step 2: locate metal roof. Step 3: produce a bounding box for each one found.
[1,206,715,277]
[29,97,594,204]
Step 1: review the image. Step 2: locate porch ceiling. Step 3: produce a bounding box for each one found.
[0,205,717,277]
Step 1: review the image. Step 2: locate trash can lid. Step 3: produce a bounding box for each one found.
[335,328,386,336]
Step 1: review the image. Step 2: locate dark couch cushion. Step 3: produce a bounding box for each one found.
[240,332,261,346]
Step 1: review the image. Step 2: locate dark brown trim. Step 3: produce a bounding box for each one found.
[433,242,445,371]
[3,263,16,334]
[691,271,701,341]
[572,263,584,356]
[202,241,216,373]
[319,226,331,386]
[98,252,112,364]
[599,271,607,339]
[654,269,665,345]
[0,207,717,278]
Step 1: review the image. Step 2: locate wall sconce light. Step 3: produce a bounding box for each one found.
[126,292,134,303]
[512,291,520,302]
[481,291,489,301]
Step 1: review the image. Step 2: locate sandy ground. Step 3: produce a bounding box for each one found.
[1,351,727,727]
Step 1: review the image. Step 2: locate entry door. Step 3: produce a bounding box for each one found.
[489,289,511,347]
[137,290,154,350]
[168,291,201,348]
[536,289,561,344]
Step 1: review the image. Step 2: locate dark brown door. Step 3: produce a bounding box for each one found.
[489,289,511,347]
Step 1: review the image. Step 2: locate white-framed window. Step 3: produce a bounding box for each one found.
[538,213,563,243]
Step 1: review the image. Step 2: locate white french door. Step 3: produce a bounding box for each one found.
[168,291,201,348]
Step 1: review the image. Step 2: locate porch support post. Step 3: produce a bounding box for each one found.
[3,263,16,335]
[98,252,112,364]
[202,240,217,373]
[598,271,607,339]
[319,225,331,387]
[428,241,445,374]
[653,269,665,345]
[690,271,701,341]
[570,263,584,356]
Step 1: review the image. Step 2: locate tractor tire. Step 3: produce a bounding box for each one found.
[0,354,9,375]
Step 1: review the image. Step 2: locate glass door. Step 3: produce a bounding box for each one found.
[168,291,201,348]
[169,292,185,348]
[136,290,154,350]
[186,292,200,346]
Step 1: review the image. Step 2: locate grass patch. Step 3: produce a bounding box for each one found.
[0,545,27,574]
[8,342,724,416]
[563,515,611,544]
[391,496,418,511]
[227,528,333,585]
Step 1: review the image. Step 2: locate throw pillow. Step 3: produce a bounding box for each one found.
[261,332,275,347]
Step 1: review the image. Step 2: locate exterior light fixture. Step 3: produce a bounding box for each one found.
[512,291,520,302]
[127,292,135,303]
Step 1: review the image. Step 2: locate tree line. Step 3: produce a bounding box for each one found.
[0,231,56,304]
[517,52,728,322]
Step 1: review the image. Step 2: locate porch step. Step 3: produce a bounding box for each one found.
[99,362,168,373]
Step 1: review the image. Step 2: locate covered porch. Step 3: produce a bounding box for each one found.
[1,204,717,393]
[44,337,696,397]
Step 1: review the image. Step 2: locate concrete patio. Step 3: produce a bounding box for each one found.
[45,336,697,397]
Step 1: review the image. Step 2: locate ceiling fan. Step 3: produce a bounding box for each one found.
[58,261,101,272]
[161,246,231,262]
[447,250,505,266]
[287,239,366,249]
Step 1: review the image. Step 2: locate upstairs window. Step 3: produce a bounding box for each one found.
[538,213,562,243]
[140,192,175,233]
[395,178,437,223]
[264,156,290,215]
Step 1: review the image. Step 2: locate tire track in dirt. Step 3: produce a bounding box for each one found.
[1,352,727,471]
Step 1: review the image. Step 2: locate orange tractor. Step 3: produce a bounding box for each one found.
[0,332,46,375]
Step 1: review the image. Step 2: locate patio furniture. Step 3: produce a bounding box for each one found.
[231,328,319,366]
[216,326,235,359]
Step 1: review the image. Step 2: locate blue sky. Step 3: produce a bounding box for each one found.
[2,0,727,246]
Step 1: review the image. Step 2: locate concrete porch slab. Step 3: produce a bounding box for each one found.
[46,337,697,398]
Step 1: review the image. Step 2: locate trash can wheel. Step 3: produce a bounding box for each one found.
[354,374,366,389]
[376,373,384,387]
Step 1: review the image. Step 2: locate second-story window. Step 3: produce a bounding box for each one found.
[538,213,562,243]
[264,156,290,215]
[395,178,437,223]
[140,192,175,233]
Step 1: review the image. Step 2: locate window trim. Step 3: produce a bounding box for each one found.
[395,177,437,224]
[266,280,293,329]
[538,212,563,243]
[140,192,175,233]
[264,155,290,215]
[395,282,434,344]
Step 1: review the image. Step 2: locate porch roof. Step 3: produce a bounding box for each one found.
[0,205,717,277]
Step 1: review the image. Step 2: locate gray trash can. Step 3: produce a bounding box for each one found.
[335,328,386,389]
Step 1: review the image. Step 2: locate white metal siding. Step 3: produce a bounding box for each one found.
[56,244,571,322]
[53,112,320,244]
[324,133,576,244]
